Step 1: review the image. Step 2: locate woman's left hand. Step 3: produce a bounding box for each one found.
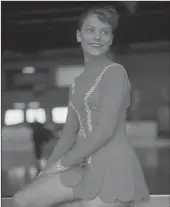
[36,159,68,180]
[61,155,85,168]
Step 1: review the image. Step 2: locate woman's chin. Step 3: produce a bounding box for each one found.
[88,50,104,57]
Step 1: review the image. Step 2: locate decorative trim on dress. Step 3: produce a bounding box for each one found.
[70,101,86,138]
[70,79,86,138]
[70,64,124,165]
[83,63,118,165]
[71,79,75,94]
[84,63,117,133]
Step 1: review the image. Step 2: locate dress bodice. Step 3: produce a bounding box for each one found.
[69,55,131,140]
[59,56,149,203]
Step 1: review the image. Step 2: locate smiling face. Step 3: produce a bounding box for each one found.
[77,13,113,57]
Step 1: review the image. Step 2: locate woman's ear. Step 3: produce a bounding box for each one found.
[76,30,81,43]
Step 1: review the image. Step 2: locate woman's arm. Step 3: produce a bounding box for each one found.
[62,65,128,167]
[44,104,80,169]
[43,84,80,171]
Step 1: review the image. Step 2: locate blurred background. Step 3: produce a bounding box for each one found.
[1,1,170,204]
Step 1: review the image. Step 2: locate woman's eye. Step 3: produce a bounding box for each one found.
[86,28,93,32]
[102,30,109,35]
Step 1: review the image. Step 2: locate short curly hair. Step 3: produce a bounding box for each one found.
[78,6,119,32]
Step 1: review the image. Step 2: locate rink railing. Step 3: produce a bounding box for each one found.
[1,195,170,207]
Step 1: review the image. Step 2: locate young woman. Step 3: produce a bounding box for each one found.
[13,6,150,207]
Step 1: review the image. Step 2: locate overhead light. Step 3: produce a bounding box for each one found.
[28,102,40,108]
[14,102,25,109]
[52,107,68,124]
[26,108,46,123]
[4,109,24,125]
[22,66,35,74]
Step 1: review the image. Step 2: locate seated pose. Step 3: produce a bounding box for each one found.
[13,5,150,207]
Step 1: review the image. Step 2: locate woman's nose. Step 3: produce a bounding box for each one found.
[94,32,101,40]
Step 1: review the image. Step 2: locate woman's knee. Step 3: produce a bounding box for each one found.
[12,185,40,207]
[12,174,76,207]
[13,191,26,207]
[12,183,74,207]
[13,192,42,207]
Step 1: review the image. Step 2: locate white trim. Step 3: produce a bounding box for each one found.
[84,63,118,133]
[70,101,86,138]
[70,79,86,138]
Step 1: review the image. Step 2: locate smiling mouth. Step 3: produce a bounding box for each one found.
[89,43,103,47]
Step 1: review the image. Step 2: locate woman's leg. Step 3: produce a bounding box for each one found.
[13,173,80,207]
[81,197,135,207]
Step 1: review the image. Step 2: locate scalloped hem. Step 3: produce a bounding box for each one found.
[81,197,136,207]
[72,190,150,204]
[80,195,150,205]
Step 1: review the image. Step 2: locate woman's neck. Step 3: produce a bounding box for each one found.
[84,53,108,66]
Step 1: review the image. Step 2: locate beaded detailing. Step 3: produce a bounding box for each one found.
[55,157,68,172]
[37,157,68,178]
[70,79,86,138]
[70,79,90,163]
[70,101,86,138]
[84,63,116,133]
[69,64,123,166]
[71,79,75,94]
[83,63,117,165]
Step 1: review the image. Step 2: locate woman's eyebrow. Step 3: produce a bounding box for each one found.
[101,26,111,30]
[85,25,111,30]
[86,25,95,28]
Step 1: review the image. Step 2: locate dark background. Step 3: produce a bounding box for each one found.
[2,1,170,51]
[1,1,170,201]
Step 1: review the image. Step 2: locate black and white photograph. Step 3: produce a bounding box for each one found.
[1,1,170,207]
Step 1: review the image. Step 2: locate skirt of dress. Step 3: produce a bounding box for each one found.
[60,143,150,204]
